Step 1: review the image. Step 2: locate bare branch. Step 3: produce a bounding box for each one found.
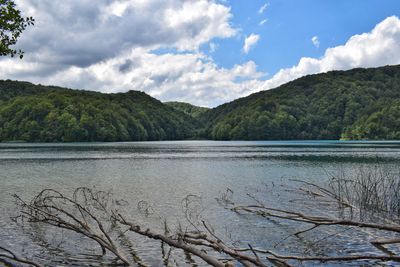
[233,205,400,233]
[266,250,400,263]
[0,246,43,267]
[13,188,130,265]
[115,212,226,267]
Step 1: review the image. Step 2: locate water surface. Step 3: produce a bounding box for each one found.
[1,140,400,266]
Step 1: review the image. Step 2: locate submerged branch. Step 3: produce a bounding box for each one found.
[233,205,400,233]
[0,246,43,267]
[10,178,400,266]
[266,250,400,263]
[13,188,130,265]
[115,213,226,267]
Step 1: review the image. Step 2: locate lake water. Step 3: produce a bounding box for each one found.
[1,140,400,266]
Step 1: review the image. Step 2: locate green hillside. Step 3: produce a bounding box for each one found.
[199,65,400,140]
[0,80,197,142]
[1,65,400,142]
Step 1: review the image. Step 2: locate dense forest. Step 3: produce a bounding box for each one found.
[0,80,197,142]
[200,65,400,140]
[0,64,400,142]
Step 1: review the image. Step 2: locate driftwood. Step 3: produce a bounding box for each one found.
[115,214,226,267]
[9,187,276,266]
[231,204,400,262]
[12,188,130,265]
[5,180,400,266]
[232,205,400,233]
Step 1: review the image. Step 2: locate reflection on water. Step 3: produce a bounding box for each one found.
[1,140,400,266]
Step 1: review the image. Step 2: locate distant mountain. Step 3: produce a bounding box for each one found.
[1,65,400,142]
[0,80,197,142]
[199,65,400,140]
[165,101,209,119]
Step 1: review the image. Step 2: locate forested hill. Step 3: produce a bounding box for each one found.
[0,80,197,142]
[199,65,400,140]
[1,64,400,142]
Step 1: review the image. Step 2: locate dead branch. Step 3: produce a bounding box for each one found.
[230,199,400,264]
[115,211,275,266]
[232,242,400,263]
[115,212,226,267]
[266,250,400,263]
[232,204,400,233]
[0,246,43,267]
[13,188,274,266]
[13,188,130,265]
[289,179,355,208]
[13,184,400,267]
[371,237,400,245]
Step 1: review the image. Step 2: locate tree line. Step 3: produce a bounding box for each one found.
[200,65,400,140]
[1,64,400,142]
[0,80,197,142]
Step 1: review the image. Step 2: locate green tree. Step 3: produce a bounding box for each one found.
[0,0,34,58]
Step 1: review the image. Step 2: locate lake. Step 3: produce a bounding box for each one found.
[1,140,400,266]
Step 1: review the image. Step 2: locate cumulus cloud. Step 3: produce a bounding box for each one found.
[260,16,400,91]
[258,2,269,14]
[243,34,260,54]
[311,36,320,48]
[12,0,236,67]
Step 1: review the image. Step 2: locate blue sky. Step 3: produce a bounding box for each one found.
[2,0,400,107]
[210,0,400,77]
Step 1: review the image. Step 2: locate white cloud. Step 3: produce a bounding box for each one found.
[311,36,320,48]
[260,16,400,91]
[258,2,269,14]
[243,34,260,54]
[259,19,268,26]
[12,0,236,67]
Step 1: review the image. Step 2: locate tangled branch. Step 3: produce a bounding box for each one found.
[228,177,400,265]
[10,187,277,266]
[13,187,130,265]
[8,180,400,266]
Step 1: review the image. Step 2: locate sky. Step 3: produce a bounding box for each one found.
[1,0,400,107]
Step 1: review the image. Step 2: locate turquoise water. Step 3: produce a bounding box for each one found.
[1,140,400,266]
